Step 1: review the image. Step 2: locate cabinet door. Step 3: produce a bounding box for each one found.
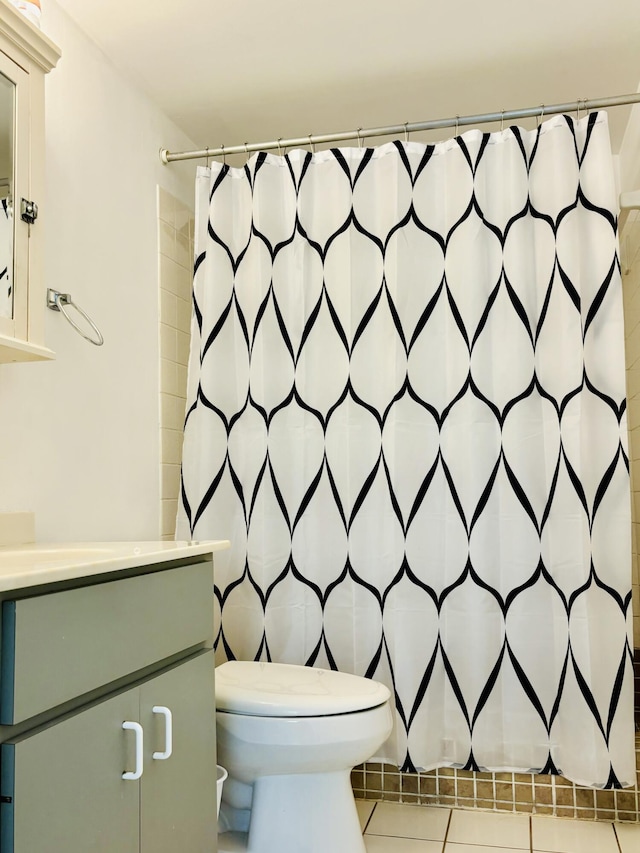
[0,689,140,853]
[0,47,28,344]
[140,651,217,853]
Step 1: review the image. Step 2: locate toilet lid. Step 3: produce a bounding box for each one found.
[215,661,391,717]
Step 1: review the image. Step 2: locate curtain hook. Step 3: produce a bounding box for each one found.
[537,105,545,128]
[308,133,315,154]
[576,99,581,121]
[205,147,211,168]
[243,142,250,163]
[277,138,283,157]
[454,115,459,137]
[356,127,363,149]
[221,144,226,166]
[501,109,505,131]
[404,121,409,143]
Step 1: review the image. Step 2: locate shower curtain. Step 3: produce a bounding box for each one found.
[177,111,635,788]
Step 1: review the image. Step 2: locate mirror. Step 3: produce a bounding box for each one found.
[0,71,14,320]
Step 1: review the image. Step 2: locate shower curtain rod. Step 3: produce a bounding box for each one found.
[160,92,640,164]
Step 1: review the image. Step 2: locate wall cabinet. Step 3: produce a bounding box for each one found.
[0,556,218,852]
[0,0,61,362]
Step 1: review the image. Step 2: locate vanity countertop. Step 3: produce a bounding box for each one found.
[0,540,230,591]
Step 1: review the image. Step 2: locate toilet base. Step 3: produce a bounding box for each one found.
[228,769,365,853]
[218,830,248,853]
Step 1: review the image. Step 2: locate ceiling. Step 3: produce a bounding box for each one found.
[54,0,640,159]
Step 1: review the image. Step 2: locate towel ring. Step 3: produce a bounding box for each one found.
[46,289,104,346]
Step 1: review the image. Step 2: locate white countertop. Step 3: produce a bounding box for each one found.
[0,540,230,591]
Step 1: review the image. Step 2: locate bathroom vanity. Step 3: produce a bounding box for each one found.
[0,539,229,853]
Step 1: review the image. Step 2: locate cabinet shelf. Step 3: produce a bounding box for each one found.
[0,331,54,362]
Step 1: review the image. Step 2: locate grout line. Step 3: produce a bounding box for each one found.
[441,808,453,851]
[362,801,376,835]
[612,821,623,853]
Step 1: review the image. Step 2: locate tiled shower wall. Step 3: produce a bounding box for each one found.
[156,184,640,819]
[157,187,194,539]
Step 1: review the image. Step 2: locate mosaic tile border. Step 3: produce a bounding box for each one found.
[352,733,640,823]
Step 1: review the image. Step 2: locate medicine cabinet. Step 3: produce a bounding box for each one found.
[0,0,60,362]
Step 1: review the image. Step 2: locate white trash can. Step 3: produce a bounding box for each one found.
[216,765,228,818]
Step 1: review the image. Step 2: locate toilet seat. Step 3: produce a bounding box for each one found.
[215,661,390,717]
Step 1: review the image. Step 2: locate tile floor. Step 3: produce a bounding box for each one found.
[356,801,640,852]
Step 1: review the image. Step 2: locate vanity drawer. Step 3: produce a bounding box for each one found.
[0,561,213,725]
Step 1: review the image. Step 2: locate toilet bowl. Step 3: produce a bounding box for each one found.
[215,661,393,853]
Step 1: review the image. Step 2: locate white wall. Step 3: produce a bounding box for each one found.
[0,0,198,542]
[619,89,640,197]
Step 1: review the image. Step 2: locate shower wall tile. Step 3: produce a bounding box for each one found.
[158,219,175,259]
[161,499,178,538]
[160,324,177,362]
[159,254,191,301]
[177,298,192,336]
[176,330,190,366]
[161,463,181,497]
[161,428,183,465]
[175,231,191,269]
[158,186,176,228]
[160,358,179,396]
[174,203,192,239]
[160,392,183,431]
[157,187,194,540]
[160,289,178,327]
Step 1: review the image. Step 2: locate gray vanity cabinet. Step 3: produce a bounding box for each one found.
[0,557,218,853]
[139,652,217,853]
[2,686,141,853]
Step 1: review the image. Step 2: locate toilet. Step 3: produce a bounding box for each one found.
[215,660,393,853]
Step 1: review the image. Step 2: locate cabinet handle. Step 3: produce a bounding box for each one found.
[152,705,173,760]
[122,721,144,780]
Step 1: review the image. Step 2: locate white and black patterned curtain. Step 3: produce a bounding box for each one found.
[177,112,635,788]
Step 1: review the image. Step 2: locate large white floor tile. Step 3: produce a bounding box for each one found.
[365,837,444,852]
[531,815,619,853]
[615,822,640,853]
[447,809,530,849]
[446,846,530,853]
[356,799,376,831]
[365,802,451,841]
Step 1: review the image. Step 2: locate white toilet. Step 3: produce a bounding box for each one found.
[215,660,393,853]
